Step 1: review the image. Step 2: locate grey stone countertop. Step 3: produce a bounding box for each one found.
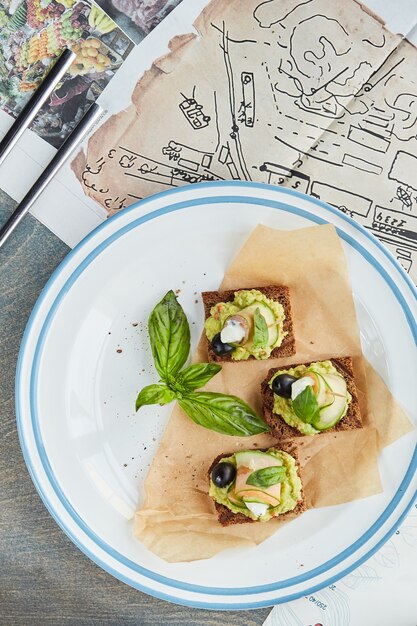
[0,191,270,625]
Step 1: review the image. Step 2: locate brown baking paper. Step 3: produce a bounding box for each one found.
[134,224,413,562]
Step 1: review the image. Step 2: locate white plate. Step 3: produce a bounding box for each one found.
[16,182,417,609]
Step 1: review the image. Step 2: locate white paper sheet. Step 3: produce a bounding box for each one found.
[262,502,417,626]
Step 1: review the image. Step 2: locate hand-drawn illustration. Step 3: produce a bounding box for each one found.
[372,204,417,245]
[347,125,390,153]
[372,539,399,568]
[342,153,383,175]
[162,140,214,171]
[395,185,413,211]
[398,512,417,547]
[342,564,382,590]
[119,145,221,186]
[74,0,417,281]
[179,89,211,129]
[384,83,417,141]
[239,71,255,127]
[254,0,382,119]
[388,150,417,191]
[310,181,372,218]
[270,586,351,626]
[259,162,310,192]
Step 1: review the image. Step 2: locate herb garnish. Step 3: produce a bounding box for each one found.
[246,466,287,488]
[253,307,268,348]
[292,385,320,424]
[136,291,268,436]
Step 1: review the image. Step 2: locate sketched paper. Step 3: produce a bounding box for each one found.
[74,0,417,280]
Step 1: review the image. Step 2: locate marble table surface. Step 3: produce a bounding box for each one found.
[0,192,270,625]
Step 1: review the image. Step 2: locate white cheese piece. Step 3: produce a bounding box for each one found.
[244,501,269,517]
[220,320,246,344]
[291,376,314,400]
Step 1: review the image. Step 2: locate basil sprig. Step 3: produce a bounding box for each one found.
[292,385,319,424]
[148,290,190,382]
[246,466,287,488]
[178,392,268,436]
[135,290,268,437]
[253,307,268,348]
[135,384,176,410]
[176,363,221,392]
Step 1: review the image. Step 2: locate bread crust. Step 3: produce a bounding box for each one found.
[201,285,295,363]
[208,443,306,526]
[261,356,363,441]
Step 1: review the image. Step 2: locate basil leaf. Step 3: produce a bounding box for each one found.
[177,391,269,436]
[135,384,176,411]
[253,307,268,348]
[176,363,221,391]
[148,290,190,382]
[292,385,319,424]
[246,466,287,489]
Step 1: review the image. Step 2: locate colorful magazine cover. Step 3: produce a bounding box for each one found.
[0,0,183,146]
[96,0,183,43]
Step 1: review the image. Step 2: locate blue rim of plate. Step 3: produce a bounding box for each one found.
[15,182,417,609]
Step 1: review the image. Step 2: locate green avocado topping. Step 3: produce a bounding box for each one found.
[204,289,286,361]
[269,360,352,435]
[209,449,302,521]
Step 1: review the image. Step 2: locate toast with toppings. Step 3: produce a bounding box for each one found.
[208,443,305,526]
[202,286,295,362]
[262,356,363,440]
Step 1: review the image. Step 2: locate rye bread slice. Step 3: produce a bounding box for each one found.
[208,442,306,526]
[261,356,363,441]
[201,285,295,363]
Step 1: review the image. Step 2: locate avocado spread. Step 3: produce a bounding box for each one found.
[269,360,351,435]
[205,289,286,360]
[209,449,302,521]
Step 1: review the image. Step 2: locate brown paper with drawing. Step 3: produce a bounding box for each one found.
[133,224,412,562]
[73,0,417,282]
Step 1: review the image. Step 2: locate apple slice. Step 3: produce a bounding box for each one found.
[238,488,281,507]
[238,302,279,346]
[234,451,283,506]
[234,467,281,506]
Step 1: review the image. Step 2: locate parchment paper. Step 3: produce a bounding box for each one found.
[134,224,413,562]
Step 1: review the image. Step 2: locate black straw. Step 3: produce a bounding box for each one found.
[0,48,76,167]
[0,102,103,248]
